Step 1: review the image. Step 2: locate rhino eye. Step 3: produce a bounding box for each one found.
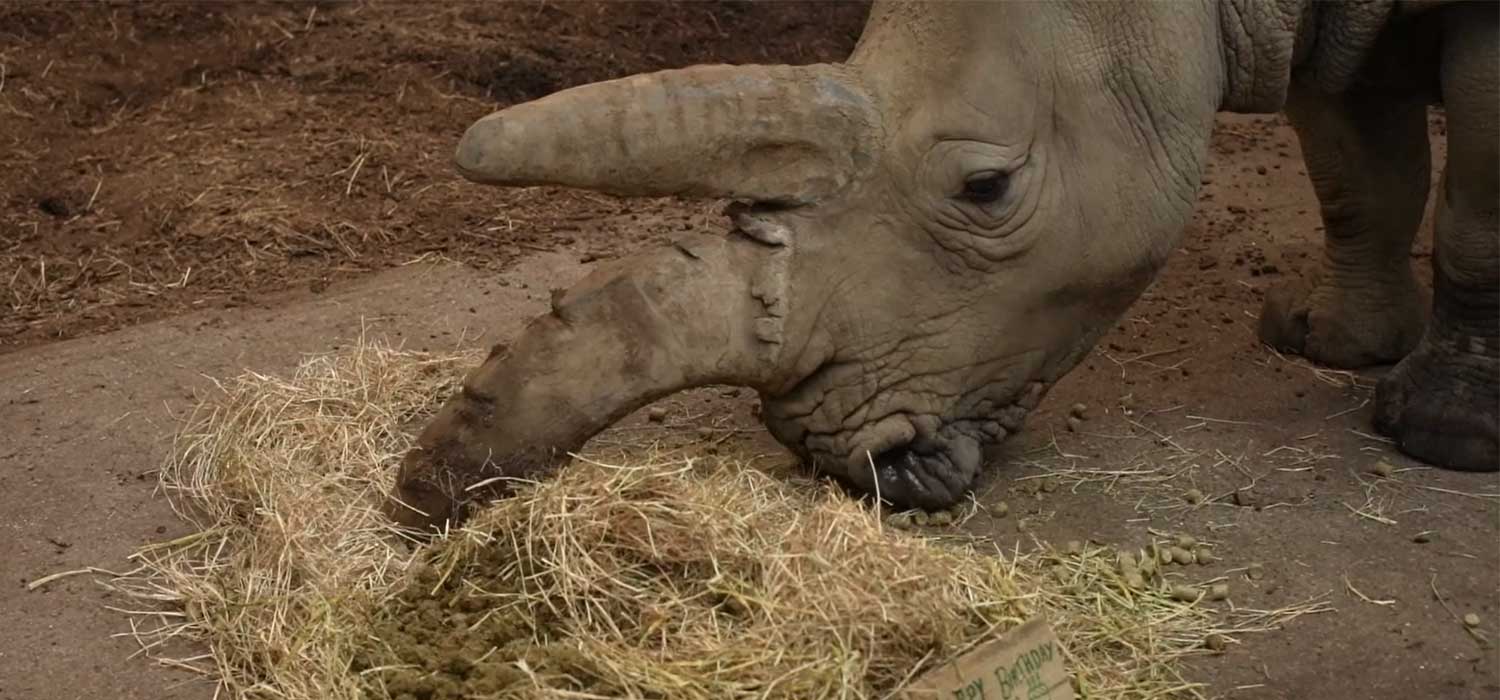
[960,171,1008,204]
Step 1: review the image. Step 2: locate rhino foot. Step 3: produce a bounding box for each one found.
[1258,275,1424,369]
[1375,341,1499,472]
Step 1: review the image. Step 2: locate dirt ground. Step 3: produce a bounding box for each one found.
[0,0,860,351]
[1,2,1496,699]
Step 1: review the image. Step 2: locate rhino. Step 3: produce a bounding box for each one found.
[384,0,1498,530]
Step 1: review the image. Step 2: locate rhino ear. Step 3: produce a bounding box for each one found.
[453,64,881,206]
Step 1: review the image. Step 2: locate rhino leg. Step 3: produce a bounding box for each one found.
[1376,4,1499,473]
[1257,84,1428,369]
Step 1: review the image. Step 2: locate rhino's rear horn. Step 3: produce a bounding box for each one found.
[453,63,881,206]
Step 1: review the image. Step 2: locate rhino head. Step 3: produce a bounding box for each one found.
[386,1,1299,529]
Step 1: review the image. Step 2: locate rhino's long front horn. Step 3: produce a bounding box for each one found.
[453,64,880,205]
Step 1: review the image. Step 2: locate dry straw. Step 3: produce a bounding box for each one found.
[102,340,1328,699]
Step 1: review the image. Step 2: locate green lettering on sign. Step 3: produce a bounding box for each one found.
[992,641,1057,699]
[951,678,986,700]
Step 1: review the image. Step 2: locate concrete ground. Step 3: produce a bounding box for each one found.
[1,253,587,700]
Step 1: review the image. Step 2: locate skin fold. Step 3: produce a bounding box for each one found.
[385,0,1498,531]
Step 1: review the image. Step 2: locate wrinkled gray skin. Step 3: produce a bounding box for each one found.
[385,0,1498,530]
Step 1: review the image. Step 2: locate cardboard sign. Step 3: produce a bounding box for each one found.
[898,617,1074,700]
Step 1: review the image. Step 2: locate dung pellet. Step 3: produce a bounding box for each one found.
[884,511,914,529]
[1170,585,1200,602]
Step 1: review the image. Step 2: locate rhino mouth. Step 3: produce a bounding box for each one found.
[777,380,1047,511]
[864,428,987,509]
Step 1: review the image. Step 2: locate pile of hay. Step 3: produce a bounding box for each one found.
[106,341,1323,699]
